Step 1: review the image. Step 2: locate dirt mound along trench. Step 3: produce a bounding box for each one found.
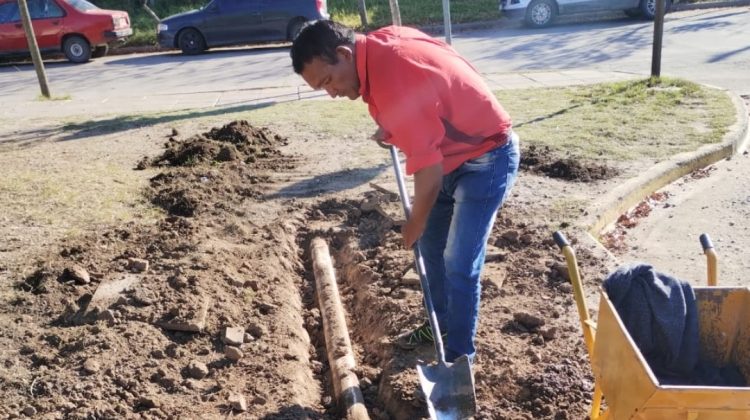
[4,116,622,419]
[301,191,609,419]
[521,144,619,182]
[2,121,333,419]
[140,120,288,169]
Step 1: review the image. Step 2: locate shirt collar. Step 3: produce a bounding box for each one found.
[355,33,369,103]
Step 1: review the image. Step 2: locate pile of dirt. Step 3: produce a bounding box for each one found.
[139,120,288,168]
[2,118,617,419]
[301,192,607,419]
[0,121,331,419]
[521,145,619,182]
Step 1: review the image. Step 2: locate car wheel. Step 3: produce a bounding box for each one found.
[640,0,671,19]
[178,28,206,55]
[91,45,109,59]
[63,35,91,63]
[287,19,306,41]
[525,0,557,28]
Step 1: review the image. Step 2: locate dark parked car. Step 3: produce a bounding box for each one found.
[502,0,674,28]
[0,0,131,63]
[157,0,328,55]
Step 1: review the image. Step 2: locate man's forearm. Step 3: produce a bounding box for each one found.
[410,163,443,227]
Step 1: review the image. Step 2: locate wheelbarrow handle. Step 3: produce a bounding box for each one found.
[389,146,448,364]
[700,233,718,286]
[553,231,570,249]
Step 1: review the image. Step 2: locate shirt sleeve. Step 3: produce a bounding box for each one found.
[372,54,445,175]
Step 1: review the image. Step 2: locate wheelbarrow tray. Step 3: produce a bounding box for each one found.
[593,286,750,419]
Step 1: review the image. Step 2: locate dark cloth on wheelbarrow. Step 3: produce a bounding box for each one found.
[604,263,745,386]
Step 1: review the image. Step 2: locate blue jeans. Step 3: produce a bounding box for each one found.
[418,132,520,363]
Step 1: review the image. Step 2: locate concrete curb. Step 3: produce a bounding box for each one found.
[579,88,749,245]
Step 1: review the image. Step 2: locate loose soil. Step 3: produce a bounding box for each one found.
[0,119,626,419]
[520,145,619,182]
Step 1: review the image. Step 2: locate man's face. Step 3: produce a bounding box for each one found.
[301,46,360,100]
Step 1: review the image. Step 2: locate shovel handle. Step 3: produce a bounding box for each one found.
[389,146,447,363]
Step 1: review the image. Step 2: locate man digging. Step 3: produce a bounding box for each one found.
[290,20,519,364]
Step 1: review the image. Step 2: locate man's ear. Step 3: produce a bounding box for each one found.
[335,45,354,61]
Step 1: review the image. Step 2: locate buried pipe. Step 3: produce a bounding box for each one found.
[310,237,370,420]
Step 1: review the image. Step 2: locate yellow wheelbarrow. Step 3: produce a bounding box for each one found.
[553,232,750,420]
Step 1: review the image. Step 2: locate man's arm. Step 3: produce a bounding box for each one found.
[402,162,443,249]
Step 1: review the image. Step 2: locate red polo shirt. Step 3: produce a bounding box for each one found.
[355,26,512,175]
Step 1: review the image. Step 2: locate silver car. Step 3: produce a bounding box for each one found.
[501,0,673,27]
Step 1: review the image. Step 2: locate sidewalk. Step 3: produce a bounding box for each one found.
[617,96,750,287]
[3,69,643,122]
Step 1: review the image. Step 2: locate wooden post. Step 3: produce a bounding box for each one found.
[442,0,452,44]
[17,0,50,98]
[651,0,665,78]
[357,0,368,28]
[388,0,401,26]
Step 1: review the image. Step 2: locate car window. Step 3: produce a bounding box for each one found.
[43,0,64,18]
[67,0,99,12]
[0,2,19,23]
[218,0,260,12]
[28,0,64,19]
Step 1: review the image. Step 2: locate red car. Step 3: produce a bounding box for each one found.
[0,0,132,63]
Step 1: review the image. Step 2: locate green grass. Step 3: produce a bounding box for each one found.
[36,93,71,101]
[239,77,733,163]
[498,77,735,161]
[0,161,159,231]
[329,0,500,29]
[61,78,735,165]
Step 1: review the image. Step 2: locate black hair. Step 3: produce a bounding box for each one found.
[290,20,355,74]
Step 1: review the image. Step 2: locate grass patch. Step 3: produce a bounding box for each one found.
[499,77,735,161]
[0,159,159,232]
[242,77,733,163]
[61,77,734,165]
[36,94,71,101]
[329,0,500,29]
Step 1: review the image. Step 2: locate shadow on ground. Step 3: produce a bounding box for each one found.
[267,164,391,199]
[0,101,279,149]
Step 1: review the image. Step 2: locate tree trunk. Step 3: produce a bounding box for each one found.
[17,0,50,98]
[388,0,401,26]
[357,0,368,28]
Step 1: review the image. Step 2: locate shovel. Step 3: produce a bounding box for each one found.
[388,145,477,420]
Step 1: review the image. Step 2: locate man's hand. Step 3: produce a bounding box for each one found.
[371,126,392,149]
[402,162,443,249]
[402,216,426,249]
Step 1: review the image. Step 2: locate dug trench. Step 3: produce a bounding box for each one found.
[2,120,620,419]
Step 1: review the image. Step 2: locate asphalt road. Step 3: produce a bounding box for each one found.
[1,6,748,108]
[458,7,750,95]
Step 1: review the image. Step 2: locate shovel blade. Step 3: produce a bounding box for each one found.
[417,355,476,420]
